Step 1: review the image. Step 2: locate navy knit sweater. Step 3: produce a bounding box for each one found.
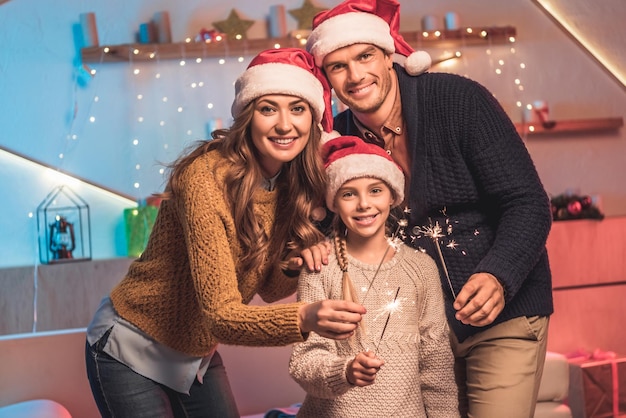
[333,65,554,342]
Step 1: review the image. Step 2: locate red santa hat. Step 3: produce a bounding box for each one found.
[231,48,335,135]
[322,135,405,212]
[306,0,431,76]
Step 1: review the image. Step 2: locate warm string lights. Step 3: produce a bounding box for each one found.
[419,26,502,43]
[416,27,533,135]
[414,26,520,80]
[92,32,303,63]
[128,48,148,197]
[82,26,516,63]
[58,52,103,173]
[481,33,536,130]
[75,25,524,197]
[82,41,251,198]
[428,26,533,132]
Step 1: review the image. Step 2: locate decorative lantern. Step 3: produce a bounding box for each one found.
[37,185,92,264]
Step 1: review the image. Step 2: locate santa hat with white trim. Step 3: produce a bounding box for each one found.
[231,48,337,137]
[322,135,405,212]
[306,0,431,76]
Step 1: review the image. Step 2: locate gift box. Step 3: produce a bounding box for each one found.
[124,205,159,258]
[568,357,626,418]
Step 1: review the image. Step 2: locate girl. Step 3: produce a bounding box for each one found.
[85,49,365,418]
[289,135,459,417]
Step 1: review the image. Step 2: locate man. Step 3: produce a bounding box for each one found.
[305,0,554,417]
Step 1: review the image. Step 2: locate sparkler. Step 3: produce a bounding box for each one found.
[413,220,457,299]
[362,214,409,303]
[373,286,400,355]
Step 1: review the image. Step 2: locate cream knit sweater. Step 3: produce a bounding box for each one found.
[289,243,459,418]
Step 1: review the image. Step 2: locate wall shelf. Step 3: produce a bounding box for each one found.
[81,26,516,63]
[515,117,623,136]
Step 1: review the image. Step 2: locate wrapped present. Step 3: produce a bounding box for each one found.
[124,205,159,258]
[568,357,626,418]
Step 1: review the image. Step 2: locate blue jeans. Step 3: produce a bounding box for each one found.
[85,332,239,418]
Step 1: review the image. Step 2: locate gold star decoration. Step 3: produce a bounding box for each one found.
[212,9,255,40]
[288,0,327,30]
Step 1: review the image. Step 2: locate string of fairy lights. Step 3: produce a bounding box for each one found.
[78,50,249,199]
[18,19,533,331]
[70,24,536,201]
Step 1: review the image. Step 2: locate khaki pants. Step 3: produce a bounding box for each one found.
[451,315,550,418]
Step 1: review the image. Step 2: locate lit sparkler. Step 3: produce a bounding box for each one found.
[413,220,457,299]
[362,211,409,303]
[373,286,401,355]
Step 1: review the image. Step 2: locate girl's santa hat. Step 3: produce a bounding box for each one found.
[322,135,405,212]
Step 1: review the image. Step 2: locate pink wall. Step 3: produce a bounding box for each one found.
[545,216,626,355]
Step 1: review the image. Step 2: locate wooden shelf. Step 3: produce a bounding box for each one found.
[515,117,623,136]
[81,26,516,63]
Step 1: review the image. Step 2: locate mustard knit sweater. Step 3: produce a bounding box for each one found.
[110,150,306,357]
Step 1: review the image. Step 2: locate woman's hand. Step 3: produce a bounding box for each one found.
[346,351,384,386]
[286,240,331,273]
[298,299,366,339]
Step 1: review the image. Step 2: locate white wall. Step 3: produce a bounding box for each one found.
[0,0,625,268]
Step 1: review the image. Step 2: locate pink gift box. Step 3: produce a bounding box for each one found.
[568,357,626,418]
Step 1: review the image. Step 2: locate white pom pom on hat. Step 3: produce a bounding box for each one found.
[395,49,432,76]
[306,0,431,76]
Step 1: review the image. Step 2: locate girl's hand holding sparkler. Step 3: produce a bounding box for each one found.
[346,351,384,387]
[453,272,506,327]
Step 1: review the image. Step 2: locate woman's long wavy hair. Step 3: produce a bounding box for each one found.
[159,99,327,275]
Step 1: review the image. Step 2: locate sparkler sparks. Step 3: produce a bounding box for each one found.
[362,212,409,303]
[371,294,405,322]
[413,220,457,299]
[446,240,458,249]
[373,286,400,355]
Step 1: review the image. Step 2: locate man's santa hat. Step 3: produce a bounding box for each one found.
[322,135,405,212]
[231,48,336,136]
[306,0,431,76]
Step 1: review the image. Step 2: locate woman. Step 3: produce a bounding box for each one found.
[85,48,365,418]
